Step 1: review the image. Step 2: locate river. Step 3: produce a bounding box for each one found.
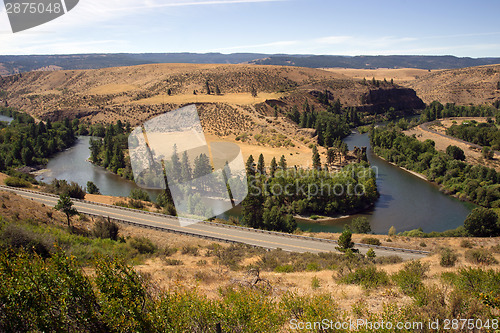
[296,131,474,233]
[35,137,162,200]
[35,134,474,234]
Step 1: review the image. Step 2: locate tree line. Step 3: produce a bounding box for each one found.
[0,107,78,174]
[420,101,498,123]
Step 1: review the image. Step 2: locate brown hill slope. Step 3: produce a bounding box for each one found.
[404,64,500,105]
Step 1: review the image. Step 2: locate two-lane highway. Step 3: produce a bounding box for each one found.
[0,186,429,260]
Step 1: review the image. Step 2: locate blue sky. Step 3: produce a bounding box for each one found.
[0,0,499,56]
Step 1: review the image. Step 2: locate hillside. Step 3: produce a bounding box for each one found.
[405,64,500,105]
[0,63,425,167]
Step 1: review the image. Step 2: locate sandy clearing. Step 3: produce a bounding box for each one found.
[127,92,286,106]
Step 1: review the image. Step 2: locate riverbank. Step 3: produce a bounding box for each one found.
[376,155,428,182]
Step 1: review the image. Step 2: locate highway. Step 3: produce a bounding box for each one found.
[0,185,429,260]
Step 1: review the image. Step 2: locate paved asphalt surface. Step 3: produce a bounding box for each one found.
[0,186,428,260]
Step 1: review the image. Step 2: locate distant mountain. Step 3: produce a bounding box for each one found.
[250,55,500,70]
[0,53,269,75]
[1,53,500,75]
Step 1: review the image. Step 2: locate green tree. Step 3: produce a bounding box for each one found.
[464,207,500,237]
[129,189,150,202]
[180,151,192,181]
[337,230,354,251]
[170,144,182,181]
[257,153,265,176]
[251,86,257,97]
[270,157,278,178]
[482,146,494,160]
[215,85,221,95]
[326,148,336,165]
[446,145,466,161]
[245,155,256,177]
[55,193,78,227]
[312,145,321,170]
[86,181,100,195]
[346,217,371,234]
[279,155,287,171]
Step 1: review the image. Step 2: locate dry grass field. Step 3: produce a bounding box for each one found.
[322,67,434,82]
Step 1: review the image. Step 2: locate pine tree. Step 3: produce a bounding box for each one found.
[245,155,256,177]
[312,145,321,170]
[170,144,182,181]
[270,157,278,177]
[181,151,192,181]
[55,193,78,227]
[326,148,336,165]
[257,153,265,176]
[279,155,287,170]
[215,85,221,95]
[291,106,300,123]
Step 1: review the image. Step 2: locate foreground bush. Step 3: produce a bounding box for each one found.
[339,266,391,289]
[464,248,498,265]
[4,176,31,188]
[0,247,497,332]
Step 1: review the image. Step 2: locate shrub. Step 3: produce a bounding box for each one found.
[4,176,31,188]
[392,260,429,296]
[360,237,381,246]
[340,266,390,289]
[129,189,150,202]
[92,217,119,241]
[440,248,458,267]
[274,264,294,273]
[366,248,376,258]
[128,236,157,254]
[419,242,427,247]
[181,245,199,256]
[164,259,183,265]
[311,276,321,289]
[460,239,474,248]
[163,246,178,256]
[388,226,396,236]
[0,223,53,258]
[465,249,498,265]
[375,255,403,265]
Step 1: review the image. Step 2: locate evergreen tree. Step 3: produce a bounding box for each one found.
[270,157,278,178]
[180,151,192,182]
[170,144,182,181]
[278,155,287,171]
[86,181,100,195]
[245,155,256,177]
[257,153,265,176]
[312,145,321,170]
[215,85,221,95]
[299,112,307,128]
[55,193,78,227]
[326,148,336,165]
[291,106,300,123]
